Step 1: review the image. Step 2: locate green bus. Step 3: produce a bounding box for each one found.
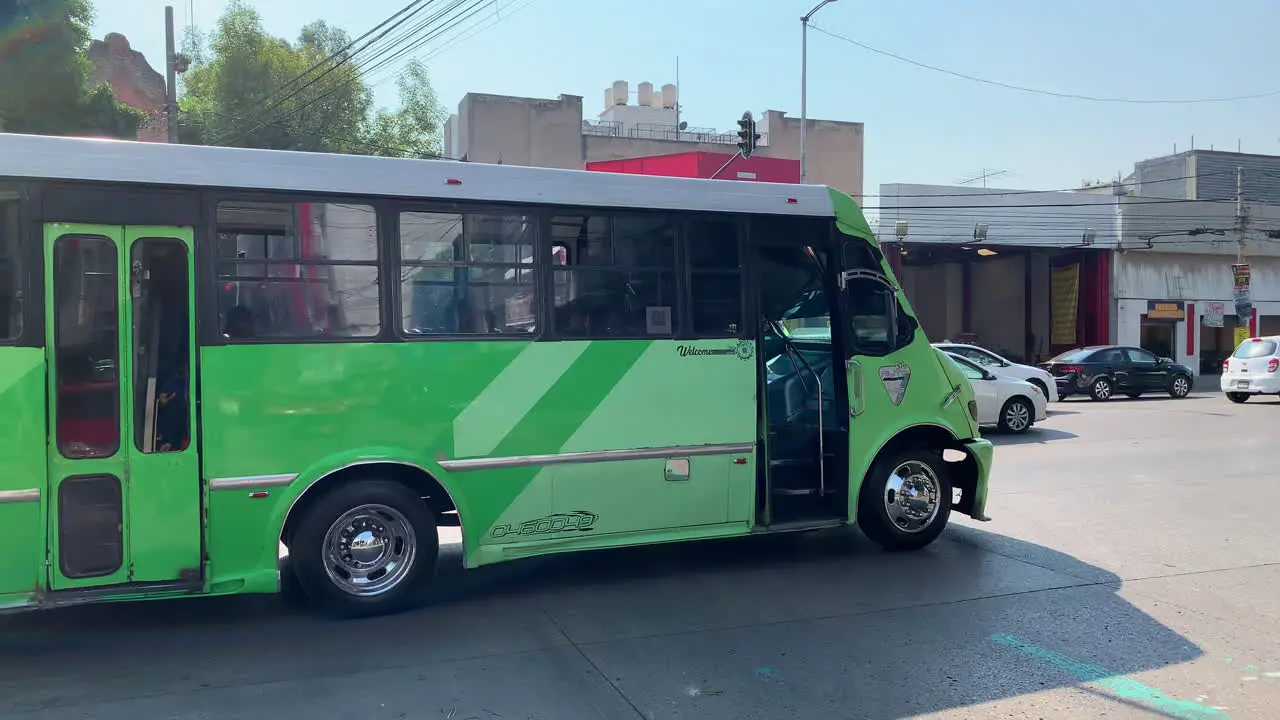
[0,133,992,617]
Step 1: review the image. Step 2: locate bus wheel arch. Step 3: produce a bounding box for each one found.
[278,461,461,617]
[860,424,981,526]
[280,460,462,554]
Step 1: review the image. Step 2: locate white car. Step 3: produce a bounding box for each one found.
[934,342,1059,402]
[945,351,1047,434]
[1221,335,1280,403]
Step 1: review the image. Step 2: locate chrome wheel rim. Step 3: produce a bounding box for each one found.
[1172,376,1189,396]
[882,460,942,534]
[1094,379,1111,399]
[1005,401,1031,431]
[322,503,417,597]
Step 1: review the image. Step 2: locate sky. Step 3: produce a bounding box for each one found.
[91,0,1280,211]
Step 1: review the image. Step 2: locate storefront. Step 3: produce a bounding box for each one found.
[1114,252,1280,375]
[888,243,1110,364]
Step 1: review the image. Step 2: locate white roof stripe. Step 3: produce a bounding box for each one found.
[0,133,836,217]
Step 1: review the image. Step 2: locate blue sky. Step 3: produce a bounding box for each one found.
[93,0,1280,205]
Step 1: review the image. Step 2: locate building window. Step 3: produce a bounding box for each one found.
[215,201,380,340]
[0,195,20,341]
[399,211,537,335]
[551,213,676,338]
[686,219,742,337]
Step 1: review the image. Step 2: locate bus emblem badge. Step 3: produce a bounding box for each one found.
[878,362,911,406]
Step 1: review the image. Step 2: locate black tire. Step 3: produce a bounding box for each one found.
[1168,374,1192,399]
[278,555,311,611]
[1089,376,1113,401]
[1227,392,1250,404]
[997,396,1034,434]
[291,480,438,619]
[857,448,952,551]
[1028,378,1050,400]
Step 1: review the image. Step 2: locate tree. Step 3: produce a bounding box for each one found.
[179,1,446,158]
[366,59,448,159]
[0,0,143,137]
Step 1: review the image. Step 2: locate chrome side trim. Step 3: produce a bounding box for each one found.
[439,442,755,473]
[207,474,297,491]
[0,488,40,504]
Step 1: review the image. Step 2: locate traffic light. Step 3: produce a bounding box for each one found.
[736,111,760,158]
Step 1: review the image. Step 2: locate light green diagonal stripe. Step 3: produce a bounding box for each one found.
[561,340,756,452]
[452,341,590,458]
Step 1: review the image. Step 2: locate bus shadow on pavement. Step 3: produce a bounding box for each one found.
[0,525,1212,720]
[987,427,1078,446]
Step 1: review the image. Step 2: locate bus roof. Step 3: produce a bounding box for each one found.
[0,132,844,219]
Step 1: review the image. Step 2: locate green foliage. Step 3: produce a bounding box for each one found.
[179,1,446,158]
[0,0,142,138]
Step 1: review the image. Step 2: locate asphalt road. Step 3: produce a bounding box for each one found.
[3,389,1278,719]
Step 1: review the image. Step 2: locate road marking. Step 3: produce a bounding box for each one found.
[990,633,1232,719]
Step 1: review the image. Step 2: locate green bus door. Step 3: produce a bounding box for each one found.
[44,224,201,591]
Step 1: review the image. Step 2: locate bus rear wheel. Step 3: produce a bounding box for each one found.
[291,479,438,618]
[857,448,952,551]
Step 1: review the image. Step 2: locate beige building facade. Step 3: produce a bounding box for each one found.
[444,80,865,201]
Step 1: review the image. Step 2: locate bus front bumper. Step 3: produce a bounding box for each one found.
[959,437,993,522]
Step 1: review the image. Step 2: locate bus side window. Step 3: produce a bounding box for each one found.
[843,241,917,356]
[0,194,20,341]
[549,212,676,339]
[686,219,742,338]
[214,200,381,341]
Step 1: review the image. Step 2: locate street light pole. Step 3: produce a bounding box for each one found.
[800,0,839,184]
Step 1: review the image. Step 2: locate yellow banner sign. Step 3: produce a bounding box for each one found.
[1146,301,1185,321]
[1050,263,1080,346]
[1234,325,1251,347]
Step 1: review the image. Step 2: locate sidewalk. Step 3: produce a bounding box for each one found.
[1192,374,1222,394]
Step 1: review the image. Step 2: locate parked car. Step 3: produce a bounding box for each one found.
[934,342,1059,402]
[1221,335,1280,403]
[1040,345,1194,401]
[944,351,1046,433]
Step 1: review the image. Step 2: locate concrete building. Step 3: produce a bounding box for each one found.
[1128,148,1280,203]
[875,183,1117,364]
[87,33,167,143]
[876,171,1280,376]
[443,80,865,201]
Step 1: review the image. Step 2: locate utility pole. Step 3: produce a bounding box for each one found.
[1232,166,1253,344]
[164,6,178,143]
[1235,166,1248,261]
[800,0,841,184]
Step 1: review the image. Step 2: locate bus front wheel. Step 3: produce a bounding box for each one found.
[291,479,439,618]
[857,449,952,551]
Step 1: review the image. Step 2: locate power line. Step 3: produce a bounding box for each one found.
[810,24,1280,105]
[213,0,438,146]
[365,0,540,90]
[862,169,1259,199]
[187,109,456,160]
[861,196,1237,212]
[228,0,486,144]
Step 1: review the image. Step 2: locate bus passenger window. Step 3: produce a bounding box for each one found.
[132,239,191,453]
[0,196,20,341]
[399,211,536,335]
[53,236,120,459]
[551,213,676,339]
[214,201,380,340]
[686,219,742,337]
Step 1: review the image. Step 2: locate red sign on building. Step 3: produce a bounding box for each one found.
[586,151,800,183]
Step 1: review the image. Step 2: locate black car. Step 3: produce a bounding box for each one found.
[1040,345,1194,401]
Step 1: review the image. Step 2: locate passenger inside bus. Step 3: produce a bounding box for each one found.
[225,305,255,339]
